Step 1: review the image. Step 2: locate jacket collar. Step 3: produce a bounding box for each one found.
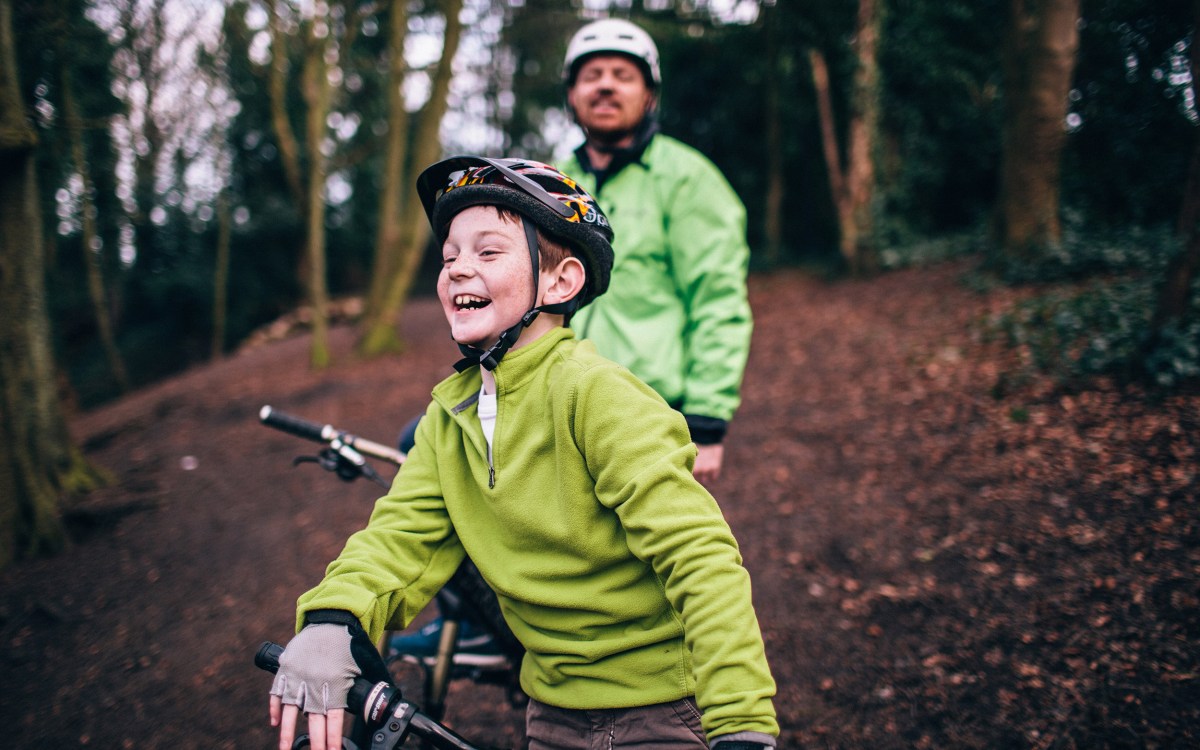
[433,327,576,415]
[573,119,659,191]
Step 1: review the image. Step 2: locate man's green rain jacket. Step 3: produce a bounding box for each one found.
[559,133,753,444]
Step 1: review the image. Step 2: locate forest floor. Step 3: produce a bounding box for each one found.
[2,258,1198,749]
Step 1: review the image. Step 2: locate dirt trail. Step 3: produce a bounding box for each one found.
[2,260,1197,748]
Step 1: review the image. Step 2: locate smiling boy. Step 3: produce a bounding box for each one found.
[268,157,778,750]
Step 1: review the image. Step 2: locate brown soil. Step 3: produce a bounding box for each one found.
[2,260,1198,749]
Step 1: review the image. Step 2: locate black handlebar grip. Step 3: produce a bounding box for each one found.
[260,405,329,443]
[255,641,284,673]
[347,677,378,716]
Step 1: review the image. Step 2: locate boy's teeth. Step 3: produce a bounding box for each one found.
[455,294,488,308]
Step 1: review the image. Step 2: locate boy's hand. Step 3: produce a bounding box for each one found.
[269,700,345,750]
[693,443,724,484]
[268,623,360,750]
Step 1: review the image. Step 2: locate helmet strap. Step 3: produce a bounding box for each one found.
[452,217,569,373]
[582,114,659,158]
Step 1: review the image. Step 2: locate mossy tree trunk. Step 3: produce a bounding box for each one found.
[361,0,412,328]
[300,7,333,368]
[810,0,882,277]
[60,63,129,392]
[0,0,108,570]
[359,0,463,356]
[995,0,1081,262]
[1148,0,1200,346]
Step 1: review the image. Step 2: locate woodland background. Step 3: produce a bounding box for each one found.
[1,1,1199,746]
[3,0,1199,590]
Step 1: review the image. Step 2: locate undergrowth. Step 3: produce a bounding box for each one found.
[978,224,1200,390]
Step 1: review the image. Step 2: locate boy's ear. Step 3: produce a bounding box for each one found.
[540,256,586,307]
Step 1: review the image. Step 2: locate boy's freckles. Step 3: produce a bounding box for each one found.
[437,205,537,349]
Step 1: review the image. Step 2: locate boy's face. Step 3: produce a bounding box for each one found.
[438,205,538,349]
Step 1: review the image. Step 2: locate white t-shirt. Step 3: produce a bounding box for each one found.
[477,387,497,463]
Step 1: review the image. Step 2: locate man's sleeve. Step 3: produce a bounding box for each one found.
[663,156,754,433]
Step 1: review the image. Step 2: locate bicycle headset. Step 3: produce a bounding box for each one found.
[415,156,615,373]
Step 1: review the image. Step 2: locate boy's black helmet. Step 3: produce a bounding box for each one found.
[416,156,615,372]
[416,156,614,309]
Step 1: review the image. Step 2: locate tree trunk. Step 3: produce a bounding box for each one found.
[359,0,463,357]
[211,189,232,359]
[762,4,784,266]
[809,49,853,268]
[268,0,305,212]
[267,1,311,296]
[61,64,129,392]
[809,0,882,277]
[845,0,881,276]
[301,11,333,368]
[1149,0,1200,339]
[362,0,412,322]
[122,0,168,285]
[996,0,1081,262]
[0,0,108,568]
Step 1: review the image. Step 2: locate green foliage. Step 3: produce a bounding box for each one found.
[1067,0,1196,227]
[20,0,1200,407]
[881,0,1006,234]
[989,217,1175,283]
[988,229,1200,390]
[656,18,837,264]
[875,226,990,271]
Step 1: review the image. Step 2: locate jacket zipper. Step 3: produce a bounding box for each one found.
[451,390,493,487]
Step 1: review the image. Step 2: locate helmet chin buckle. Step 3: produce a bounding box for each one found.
[452,309,543,373]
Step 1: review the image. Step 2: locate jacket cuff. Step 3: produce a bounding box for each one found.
[304,608,365,633]
[303,609,391,684]
[709,731,777,749]
[683,414,728,445]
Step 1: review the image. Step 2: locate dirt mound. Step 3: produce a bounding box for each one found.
[2,260,1197,748]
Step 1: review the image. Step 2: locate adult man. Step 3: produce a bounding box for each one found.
[558,17,754,483]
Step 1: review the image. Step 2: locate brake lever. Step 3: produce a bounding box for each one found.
[290,444,390,488]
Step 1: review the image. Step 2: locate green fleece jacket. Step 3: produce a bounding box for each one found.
[559,134,753,441]
[296,327,777,740]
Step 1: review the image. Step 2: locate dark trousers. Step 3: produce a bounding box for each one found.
[525,697,708,750]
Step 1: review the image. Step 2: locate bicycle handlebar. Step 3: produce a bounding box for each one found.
[255,641,480,750]
[260,405,406,467]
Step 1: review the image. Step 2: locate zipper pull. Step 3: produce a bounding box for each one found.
[488,465,495,489]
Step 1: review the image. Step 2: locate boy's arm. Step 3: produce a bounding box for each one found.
[295,414,466,643]
[574,365,778,742]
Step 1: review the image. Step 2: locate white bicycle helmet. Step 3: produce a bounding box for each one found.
[563,18,661,87]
